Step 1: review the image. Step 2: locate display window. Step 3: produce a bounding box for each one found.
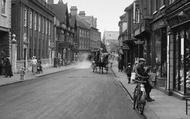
[174,29,190,94]
[154,28,167,88]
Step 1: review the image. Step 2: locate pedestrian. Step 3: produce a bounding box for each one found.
[4,57,13,77]
[125,63,132,83]
[31,56,37,74]
[135,58,155,102]
[37,58,43,74]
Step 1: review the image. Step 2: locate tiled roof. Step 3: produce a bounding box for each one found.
[76,16,91,29]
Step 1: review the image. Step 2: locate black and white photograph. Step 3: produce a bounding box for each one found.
[0,0,190,119]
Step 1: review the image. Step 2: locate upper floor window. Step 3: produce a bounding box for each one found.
[29,11,32,29]
[46,20,48,34]
[160,0,166,9]
[38,15,41,32]
[49,22,51,35]
[135,8,140,23]
[34,13,37,30]
[24,8,27,27]
[42,17,44,33]
[169,0,175,4]
[1,0,6,14]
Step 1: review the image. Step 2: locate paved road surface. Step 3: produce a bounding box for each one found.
[0,66,142,119]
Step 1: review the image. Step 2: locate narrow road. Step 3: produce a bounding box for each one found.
[0,62,142,119]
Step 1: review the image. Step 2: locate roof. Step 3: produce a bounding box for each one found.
[76,16,91,29]
[50,1,68,24]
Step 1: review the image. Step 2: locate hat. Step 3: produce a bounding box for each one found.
[139,58,146,62]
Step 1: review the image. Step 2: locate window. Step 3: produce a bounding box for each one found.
[42,17,44,33]
[24,8,27,27]
[38,15,41,32]
[160,0,165,7]
[1,0,6,14]
[135,8,140,23]
[46,20,48,34]
[169,0,175,4]
[153,0,157,13]
[34,13,37,30]
[29,11,32,29]
[49,22,51,35]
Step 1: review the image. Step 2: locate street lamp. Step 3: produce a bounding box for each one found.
[11,34,17,73]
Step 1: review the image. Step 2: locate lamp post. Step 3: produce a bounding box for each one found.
[11,34,17,73]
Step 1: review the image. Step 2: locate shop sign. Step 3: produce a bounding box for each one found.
[122,45,129,50]
[134,40,144,44]
[152,19,166,31]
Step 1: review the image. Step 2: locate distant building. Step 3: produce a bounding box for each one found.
[70,6,101,59]
[90,27,101,52]
[103,31,119,52]
[78,11,97,28]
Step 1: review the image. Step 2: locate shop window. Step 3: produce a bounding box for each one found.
[24,8,27,27]
[185,29,190,94]
[174,32,185,93]
[154,29,167,78]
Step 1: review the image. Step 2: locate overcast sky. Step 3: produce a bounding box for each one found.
[54,0,133,36]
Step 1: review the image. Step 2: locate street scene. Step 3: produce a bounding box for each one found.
[0,0,190,119]
[0,61,142,119]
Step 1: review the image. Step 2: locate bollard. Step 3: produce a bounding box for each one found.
[20,67,25,80]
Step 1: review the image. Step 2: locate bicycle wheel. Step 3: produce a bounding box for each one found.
[137,102,145,115]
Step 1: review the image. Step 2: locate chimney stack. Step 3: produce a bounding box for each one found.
[70,6,78,16]
[79,11,86,17]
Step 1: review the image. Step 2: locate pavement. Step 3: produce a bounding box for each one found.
[0,61,189,119]
[0,62,78,87]
[111,63,190,119]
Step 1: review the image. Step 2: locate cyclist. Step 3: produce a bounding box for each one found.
[135,58,154,102]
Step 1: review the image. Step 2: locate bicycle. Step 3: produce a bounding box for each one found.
[133,78,147,115]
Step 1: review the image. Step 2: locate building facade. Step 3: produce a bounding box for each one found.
[51,1,75,66]
[0,0,12,74]
[103,31,119,53]
[166,0,190,97]
[89,27,101,52]
[11,0,54,71]
[0,0,11,56]
[121,0,190,98]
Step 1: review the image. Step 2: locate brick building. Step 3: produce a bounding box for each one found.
[11,0,54,70]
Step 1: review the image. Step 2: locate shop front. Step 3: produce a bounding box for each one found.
[172,27,190,95]
[166,0,190,97]
[151,20,167,90]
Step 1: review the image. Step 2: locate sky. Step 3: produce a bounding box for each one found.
[54,0,133,36]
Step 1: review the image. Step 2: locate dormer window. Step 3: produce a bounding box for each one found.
[1,0,6,14]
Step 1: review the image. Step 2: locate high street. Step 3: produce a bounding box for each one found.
[0,62,142,119]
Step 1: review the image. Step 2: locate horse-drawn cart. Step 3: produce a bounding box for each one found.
[92,52,109,74]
